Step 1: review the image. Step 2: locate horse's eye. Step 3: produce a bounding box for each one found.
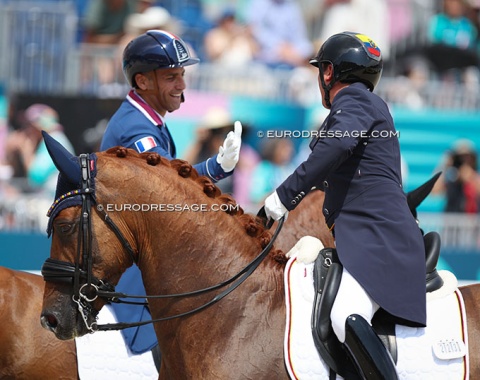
[56,222,75,235]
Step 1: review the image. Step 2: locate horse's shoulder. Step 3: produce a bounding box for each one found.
[0,266,42,289]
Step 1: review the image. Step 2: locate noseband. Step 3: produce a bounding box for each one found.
[42,154,284,332]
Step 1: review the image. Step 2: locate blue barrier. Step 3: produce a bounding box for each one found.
[0,232,50,271]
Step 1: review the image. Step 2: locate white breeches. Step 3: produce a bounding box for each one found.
[330,268,379,343]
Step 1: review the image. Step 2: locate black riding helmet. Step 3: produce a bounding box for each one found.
[310,32,383,108]
[123,29,200,88]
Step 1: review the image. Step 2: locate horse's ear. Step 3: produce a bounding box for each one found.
[42,130,82,184]
[406,172,442,217]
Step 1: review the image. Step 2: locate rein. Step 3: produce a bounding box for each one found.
[98,216,284,331]
[42,153,285,332]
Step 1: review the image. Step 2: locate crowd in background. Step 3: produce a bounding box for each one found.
[71,0,480,81]
[0,0,479,221]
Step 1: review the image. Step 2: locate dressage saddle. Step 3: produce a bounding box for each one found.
[311,231,443,379]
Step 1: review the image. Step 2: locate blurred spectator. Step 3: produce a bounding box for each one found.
[249,138,296,205]
[467,0,480,38]
[118,6,183,57]
[428,0,478,50]
[432,139,480,213]
[245,0,314,69]
[83,0,135,44]
[315,0,390,61]
[203,8,258,67]
[386,56,430,109]
[386,0,413,45]
[425,0,479,75]
[183,107,236,193]
[232,141,261,211]
[137,0,156,13]
[80,0,136,91]
[4,104,75,195]
[156,0,213,60]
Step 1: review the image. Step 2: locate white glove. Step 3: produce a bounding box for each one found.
[216,121,242,172]
[264,191,288,221]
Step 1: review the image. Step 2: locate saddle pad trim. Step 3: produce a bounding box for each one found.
[284,257,299,380]
[455,288,469,380]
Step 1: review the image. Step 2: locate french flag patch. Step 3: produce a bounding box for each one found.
[134,136,158,153]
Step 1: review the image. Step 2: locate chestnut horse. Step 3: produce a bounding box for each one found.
[0,266,77,379]
[0,194,331,378]
[38,139,480,379]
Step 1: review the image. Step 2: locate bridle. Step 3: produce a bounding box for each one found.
[42,153,284,332]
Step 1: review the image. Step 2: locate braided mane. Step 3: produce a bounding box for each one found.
[104,147,287,264]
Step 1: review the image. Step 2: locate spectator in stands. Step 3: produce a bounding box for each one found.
[385,56,430,110]
[315,0,390,61]
[428,0,478,51]
[245,0,314,69]
[136,0,155,13]
[4,104,75,195]
[426,0,479,76]
[118,5,184,61]
[386,0,413,46]
[231,139,261,211]
[183,107,236,193]
[156,0,212,60]
[123,5,181,39]
[81,0,136,90]
[249,138,295,205]
[203,7,258,67]
[433,139,480,213]
[83,0,135,44]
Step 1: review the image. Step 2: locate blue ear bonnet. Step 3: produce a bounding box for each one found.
[42,131,97,236]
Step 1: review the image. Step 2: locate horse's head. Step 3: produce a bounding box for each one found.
[40,132,282,341]
[40,132,138,339]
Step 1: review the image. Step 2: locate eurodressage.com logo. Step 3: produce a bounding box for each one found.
[256,129,400,139]
[97,203,241,213]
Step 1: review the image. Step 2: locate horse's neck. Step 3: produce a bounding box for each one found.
[137,211,261,294]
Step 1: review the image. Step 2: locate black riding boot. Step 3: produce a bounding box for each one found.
[343,314,398,380]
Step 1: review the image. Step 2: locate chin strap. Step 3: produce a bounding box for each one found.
[319,64,334,109]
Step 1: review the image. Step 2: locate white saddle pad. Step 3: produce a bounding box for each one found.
[75,305,158,379]
[284,254,469,380]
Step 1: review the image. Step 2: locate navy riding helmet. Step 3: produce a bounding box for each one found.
[122,30,200,88]
[310,31,383,91]
[310,32,383,107]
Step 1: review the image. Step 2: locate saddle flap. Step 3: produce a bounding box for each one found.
[311,249,358,378]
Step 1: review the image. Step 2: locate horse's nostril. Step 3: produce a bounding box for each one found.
[41,314,58,330]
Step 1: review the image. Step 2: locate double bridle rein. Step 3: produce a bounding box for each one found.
[42,153,284,332]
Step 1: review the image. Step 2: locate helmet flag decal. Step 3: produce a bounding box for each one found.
[355,34,381,61]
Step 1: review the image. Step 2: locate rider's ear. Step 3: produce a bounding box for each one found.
[135,73,151,91]
[322,63,334,83]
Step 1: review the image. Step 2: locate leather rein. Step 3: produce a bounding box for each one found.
[41,153,284,332]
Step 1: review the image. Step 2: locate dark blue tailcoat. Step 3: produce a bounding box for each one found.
[277,82,426,327]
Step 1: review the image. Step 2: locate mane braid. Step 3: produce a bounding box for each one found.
[104,146,285,262]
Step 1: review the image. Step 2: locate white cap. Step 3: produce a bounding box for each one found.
[125,7,181,35]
